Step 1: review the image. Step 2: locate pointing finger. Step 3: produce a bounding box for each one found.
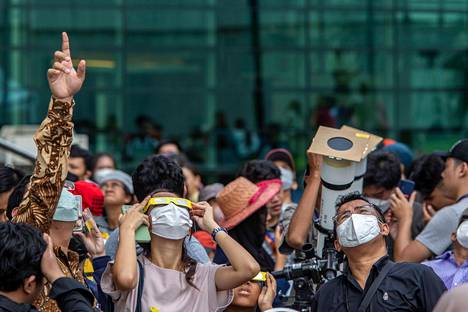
[62,32,71,57]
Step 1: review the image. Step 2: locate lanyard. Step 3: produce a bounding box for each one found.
[458,194,468,203]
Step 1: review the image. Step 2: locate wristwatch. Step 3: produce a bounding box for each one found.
[211,227,227,241]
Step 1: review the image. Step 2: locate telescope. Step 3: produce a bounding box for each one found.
[309,126,382,258]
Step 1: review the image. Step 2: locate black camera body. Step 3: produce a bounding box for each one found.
[272,229,343,311]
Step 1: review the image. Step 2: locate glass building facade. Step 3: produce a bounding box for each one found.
[1,0,468,174]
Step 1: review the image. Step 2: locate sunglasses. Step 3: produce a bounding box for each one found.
[144,197,193,213]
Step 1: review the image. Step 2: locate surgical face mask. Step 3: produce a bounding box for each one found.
[456,220,468,248]
[365,197,390,214]
[280,167,294,191]
[150,203,193,240]
[337,214,381,248]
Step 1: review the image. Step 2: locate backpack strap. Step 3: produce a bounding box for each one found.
[135,259,145,312]
[357,261,395,312]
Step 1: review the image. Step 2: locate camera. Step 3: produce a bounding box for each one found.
[272,243,341,312]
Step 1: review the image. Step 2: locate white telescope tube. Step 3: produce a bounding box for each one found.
[316,157,356,257]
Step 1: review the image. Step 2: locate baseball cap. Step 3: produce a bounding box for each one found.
[98,170,134,194]
[439,139,468,163]
[265,148,296,172]
[199,183,224,202]
[70,181,105,217]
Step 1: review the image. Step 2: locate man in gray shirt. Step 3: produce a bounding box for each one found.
[392,139,468,263]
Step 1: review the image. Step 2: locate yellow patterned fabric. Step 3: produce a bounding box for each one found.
[12,97,84,312]
[13,97,74,232]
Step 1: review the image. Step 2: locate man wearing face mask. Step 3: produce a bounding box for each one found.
[422,208,468,289]
[310,192,446,312]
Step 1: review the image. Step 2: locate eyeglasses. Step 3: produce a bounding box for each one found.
[144,197,192,213]
[333,205,377,225]
[102,182,125,191]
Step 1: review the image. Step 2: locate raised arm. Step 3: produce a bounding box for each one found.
[12,32,86,232]
[193,202,260,291]
[286,152,322,250]
[391,189,432,262]
[112,198,150,291]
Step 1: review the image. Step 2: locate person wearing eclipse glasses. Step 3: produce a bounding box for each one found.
[101,155,260,312]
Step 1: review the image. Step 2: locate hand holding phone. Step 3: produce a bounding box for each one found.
[121,204,151,243]
[398,179,415,198]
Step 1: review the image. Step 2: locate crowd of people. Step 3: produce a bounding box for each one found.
[0,32,468,312]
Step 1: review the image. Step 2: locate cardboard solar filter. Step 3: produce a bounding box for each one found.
[340,125,383,193]
[308,126,373,257]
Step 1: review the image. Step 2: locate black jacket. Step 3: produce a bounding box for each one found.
[0,277,94,312]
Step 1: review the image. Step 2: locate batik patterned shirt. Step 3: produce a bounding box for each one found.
[12,97,85,312]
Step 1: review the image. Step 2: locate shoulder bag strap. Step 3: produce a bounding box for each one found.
[357,261,395,312]
[135,259,145,312]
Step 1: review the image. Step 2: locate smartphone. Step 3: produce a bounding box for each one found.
[82,208,94,234]
[72,196,84,233]
[399,179,415,198]
[121,205,151,243]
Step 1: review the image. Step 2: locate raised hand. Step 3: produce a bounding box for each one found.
[422,202,436,225]
[258,273,277,312]
[306,151,323,179]
[390,188,416,220]
[47,32,86,101]
[41,234,65,283]
[74,218,105,259]
[192,201,219,233]
[119,196,151,232]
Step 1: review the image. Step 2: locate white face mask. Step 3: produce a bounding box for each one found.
[365,197,390,214]
[150,203,193,240]
[337,214,381,248]
[280,167,294,191]
[456,220,468,248]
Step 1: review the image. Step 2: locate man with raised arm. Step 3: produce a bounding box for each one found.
[12,32,87,311]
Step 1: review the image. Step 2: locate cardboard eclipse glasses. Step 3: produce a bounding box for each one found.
[143,197,193,214]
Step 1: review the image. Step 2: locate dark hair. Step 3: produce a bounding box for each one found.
[6,175,31,220]
[166,154,200,177]
[333,192,386,239]
[155,140,182,155]
[410,153,445,199]
[70,145,93,171]
[238,160,281,184]
[132,155,185,201]
[228,206,275,271]
[364,151,401,190]
[183,162,200,177]
[0,222,47,292]
[0,166,24,194]
[92,153,116,172]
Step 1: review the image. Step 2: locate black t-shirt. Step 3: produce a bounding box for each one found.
[311,256,446,312]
